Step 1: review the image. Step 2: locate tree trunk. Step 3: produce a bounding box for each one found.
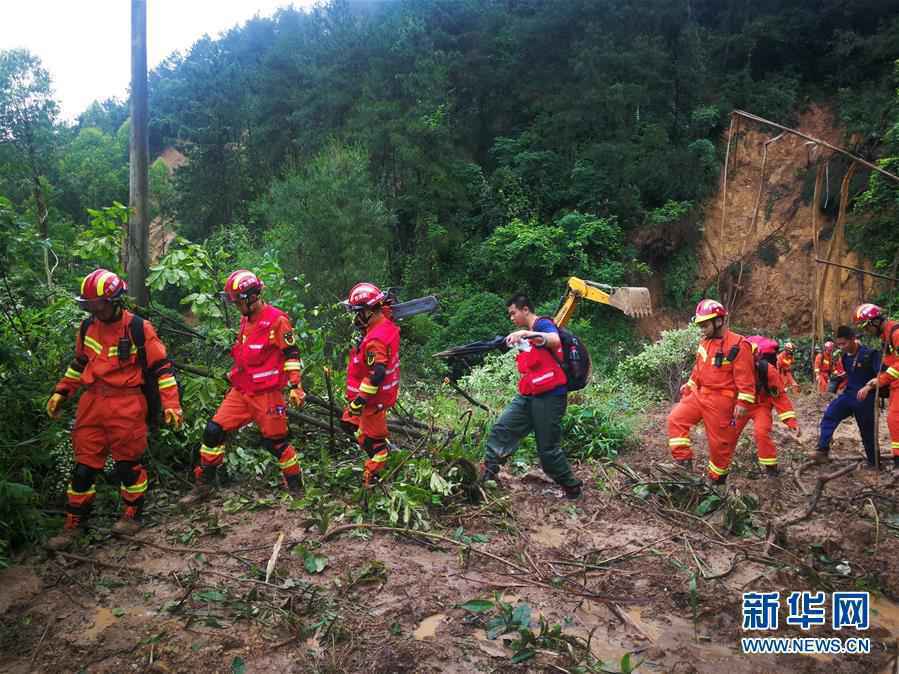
[127,0,150,306]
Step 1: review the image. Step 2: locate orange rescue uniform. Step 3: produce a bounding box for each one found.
[876,319,899,460]
[342,313,401,483]
[667,330,756,480]
[733,363,797,467]
[815,352,834,394]
[53,310,180,514]
[776,351,800,393]
[198,305,302,480]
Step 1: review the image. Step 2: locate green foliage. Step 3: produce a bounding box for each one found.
[473,212,633,299]
[617,325,700,401]
[664,245,701,311]
[72,202,128,272]
[255,142,393,305]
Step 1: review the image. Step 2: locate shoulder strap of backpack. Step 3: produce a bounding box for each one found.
[79,317,93,347]
[129,314,148,371]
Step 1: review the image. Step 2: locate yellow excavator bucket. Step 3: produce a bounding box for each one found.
[554,277,653,326]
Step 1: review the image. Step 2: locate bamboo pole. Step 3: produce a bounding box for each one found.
[814,258,899,284]
[733,110,899,184]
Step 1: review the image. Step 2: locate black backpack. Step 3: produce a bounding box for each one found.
[539,317,592,392]
[79,314,165,426]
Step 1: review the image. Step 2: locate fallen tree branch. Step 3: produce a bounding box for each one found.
[320,523,633,602]
[765,462,859,555]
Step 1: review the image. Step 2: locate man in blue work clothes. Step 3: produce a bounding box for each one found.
[812,325,881,467]
[479,294,582,499]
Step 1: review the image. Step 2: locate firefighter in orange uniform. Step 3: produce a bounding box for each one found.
[854,303,899,469]
[667,300,756,484]
[737,336,801,476]
[45,269,183,549]
[776,341,800,394]
[180,270,305,505]
[340,283,400,486]
[814,341,835,394]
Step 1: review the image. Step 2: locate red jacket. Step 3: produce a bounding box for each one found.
[684,330,756,407]
[229,304,301,394]
[877,319,899,390]
[346,314,400,408]
[516,333,566,396]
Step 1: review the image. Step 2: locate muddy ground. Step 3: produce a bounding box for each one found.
[2,391,898,673]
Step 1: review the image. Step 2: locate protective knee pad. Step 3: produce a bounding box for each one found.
[72,463,99,492]
[262,436,289,458]
[114,460,141,487]
[203,420,225,447]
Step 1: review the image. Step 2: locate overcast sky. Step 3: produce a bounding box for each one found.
[1,1,315,121]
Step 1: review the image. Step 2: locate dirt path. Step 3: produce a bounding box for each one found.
[1,392,897,673]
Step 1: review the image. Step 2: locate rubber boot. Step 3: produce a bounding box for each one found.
[284,473,303,496]
[562,481,582,500]
[46,513,83,551]
[111,505,142,536]
[764,465,780,479]
[179,466,216,507]
[674,458,693,472]
[479,460,502,487]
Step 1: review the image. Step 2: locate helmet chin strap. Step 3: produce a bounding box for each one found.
[95,301,123,323]
[353,308,373,329]
[238,293,261,316]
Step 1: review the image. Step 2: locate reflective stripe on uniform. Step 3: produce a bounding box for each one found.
[108,345,138,358]
[778,411,796,422]
[284,360,302,372]
[279,455,298,470]
[65,367,82,381]
[251,369,279,379]
[200,444,225,460]
[360,382,379,395]
[888,367,899,379]
[67,485,96,498]
[758,457,777,466]
[708,461,728,476]
[157,375,177,389]
[668,437,691,447]
[737,392,756,404]
[370,449,389,463]
[121,478,148,495]
[83,335,103,354]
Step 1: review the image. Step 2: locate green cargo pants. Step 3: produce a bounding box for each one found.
[484,393,580,488]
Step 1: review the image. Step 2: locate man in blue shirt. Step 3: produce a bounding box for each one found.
[813,325,881,466]
[480,294,582,499]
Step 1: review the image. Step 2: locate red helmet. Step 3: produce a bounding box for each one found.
[746,335,779,359]
[77,269,126,310]
[693,299,727,324]
[222,270,264,302]
[343,282,386,311]
[853,303,883,326]
[823,341,834,352]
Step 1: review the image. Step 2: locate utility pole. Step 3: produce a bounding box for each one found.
[127,0,150,305]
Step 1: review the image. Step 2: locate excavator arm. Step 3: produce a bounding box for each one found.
[553,277,652,327]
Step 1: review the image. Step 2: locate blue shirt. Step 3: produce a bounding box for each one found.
[533,318,567,397]
[838,343,881,395]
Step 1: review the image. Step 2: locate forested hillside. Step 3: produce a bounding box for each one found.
[3,2,899,670]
